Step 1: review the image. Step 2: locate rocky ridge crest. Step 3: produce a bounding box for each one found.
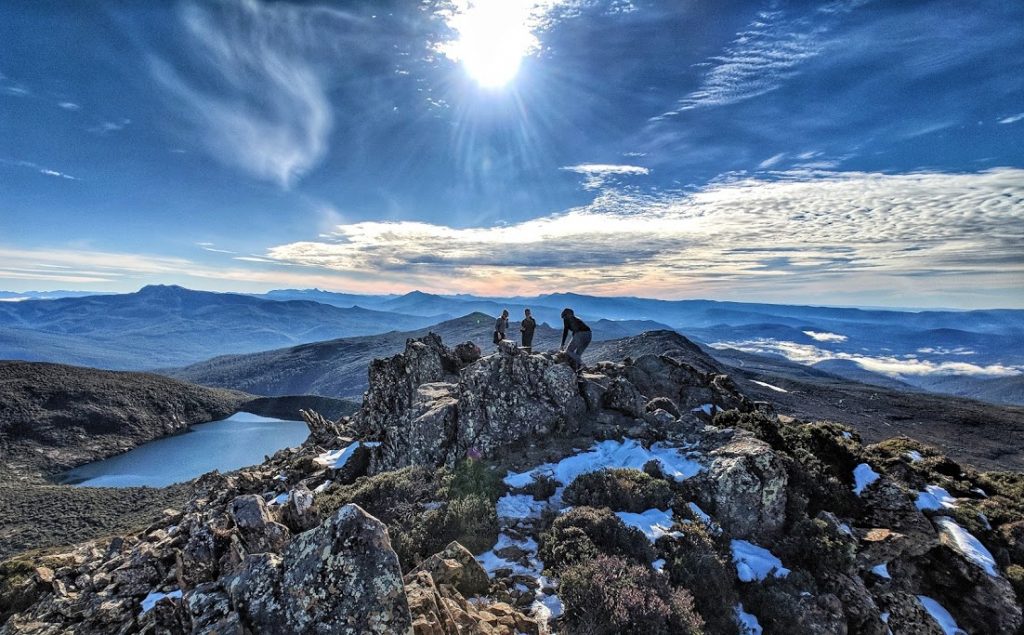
[3,333,1024,634]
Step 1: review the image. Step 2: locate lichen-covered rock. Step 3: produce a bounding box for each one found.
[282,485,318,532]
[412,541,490,597]
[356,334,462,440]
[602,377,647,418]
[301,408,348,447]
[453,341,482,365]
[228,495,290,553]
[699,436,788,539]
[375,382,459,471]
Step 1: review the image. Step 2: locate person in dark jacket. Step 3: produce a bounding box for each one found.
[560,308,591,368]
[520,308,536,352]
[494,309,509,347]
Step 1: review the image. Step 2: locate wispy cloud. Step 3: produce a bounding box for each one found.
[998,113,1024,125]
[758,153,786,169]
[1,159,79,181]
[655,2,865,118]
[149,0,349,188]
[561,163,650,189]
[196,242,236,254]
[88,118,131,135]
[260,167,1024,303]
[58,101,80,111]
[2,86,29,96]
[710,338,1021,378]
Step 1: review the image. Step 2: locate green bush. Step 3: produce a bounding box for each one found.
[315,464,499,568]
[775,517,856,578]
[740,572,828,634]
[528,472,559,500]
[563,468,673,513]
[539,506,654,572]
[439,459,505,503]
[561,554,704,635]
[660,522,738,635]
[1006,564,1024,600]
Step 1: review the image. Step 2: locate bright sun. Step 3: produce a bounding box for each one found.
[440,0,541,88]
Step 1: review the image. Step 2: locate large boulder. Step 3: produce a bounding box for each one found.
[227,504,413,635]
[412,542,490,597]
[229,495,291,554]
[698,436,788,539]
[355,334,461,440]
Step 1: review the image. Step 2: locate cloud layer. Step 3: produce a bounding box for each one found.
[150,0,342,187]
[710,338,1021,378]
[261,168,1024,300]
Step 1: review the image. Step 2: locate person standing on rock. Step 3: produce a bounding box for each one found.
[520,308,536,353]
[560,308,591,369]
[493,309,509,347]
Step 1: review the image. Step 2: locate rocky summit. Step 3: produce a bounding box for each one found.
[3,332,1024,634]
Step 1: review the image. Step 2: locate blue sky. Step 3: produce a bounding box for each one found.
[1,0,1022,307]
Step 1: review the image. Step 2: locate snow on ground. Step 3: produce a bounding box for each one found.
[475,533,542,577]
[652,558,666,572]
[140,589,182,615]
[917,596,967,635]
[735,604,764,634]
[871,563,891,579]
[314,441,382,470]
[933,516,998,576]
[905,450,924,462]
[750,380,788,393]
[313,480,332,493]
[503,438,703,489]
[838,522,854,536]
[731,540,791,582]
[687,502,715,528]
[916,485,958,511]
[692,403,715,416]
[531,593,564,621]
[496,493,548,520]
[852,463,880,495]
[616,509,677,541]
[270,492,289,506]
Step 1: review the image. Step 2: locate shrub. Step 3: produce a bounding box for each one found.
[1006,564,1024,600]
[561,554,704,635]
[539,507,654,572]
[315,464,499,568]
[438,459,505,503]
[660,522,738,635]
[740,572,829,634]
[775,517,856,578]
[563,469,673,513]
[714,410,784,447]
[528,472,559,500]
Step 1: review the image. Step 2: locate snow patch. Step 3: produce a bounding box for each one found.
[140,589,182,615]
[917,596,967,635]
[314,441,381,470]
[313,480,332,494]
[503,438,703,489]
[905,450,923,462]
[616,508,676,541]
[476,533,542,578]
[269,492,289,506]
[531,593,564,621]
[692,403,715,416]
[933,516,998,576]
[916,485,958,511]
[736,603,764,634]
[652,558,666,572]
[496,494,547,520]
[731,540,790,582]
[871,563,891,579]
[852,463,880,495]
[750,379,788,393]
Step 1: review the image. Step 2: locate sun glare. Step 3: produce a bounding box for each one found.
[440,0,541,88]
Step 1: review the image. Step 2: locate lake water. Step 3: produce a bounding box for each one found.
[60,413,309,488]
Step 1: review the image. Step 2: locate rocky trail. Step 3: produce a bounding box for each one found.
[3,331,1024,634]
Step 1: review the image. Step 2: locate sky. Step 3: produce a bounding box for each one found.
[1,0,1022,308]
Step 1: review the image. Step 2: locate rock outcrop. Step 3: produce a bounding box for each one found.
[4,331,1023,635]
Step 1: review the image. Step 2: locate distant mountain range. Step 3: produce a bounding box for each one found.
[2,285,1022,405]
[0,285,438,369]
